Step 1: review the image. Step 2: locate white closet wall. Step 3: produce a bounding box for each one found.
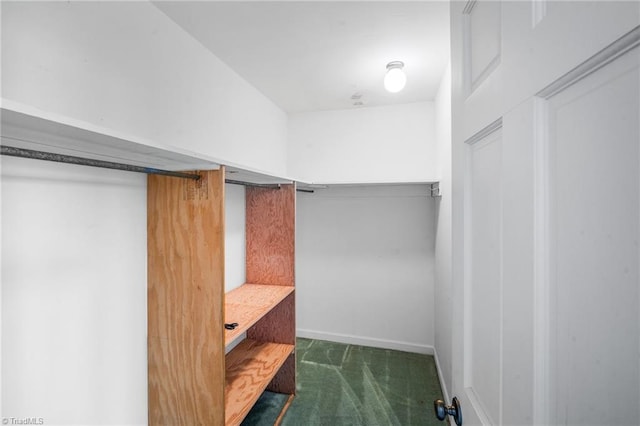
[224,183,246,293]
[1,157,147,425]
[287,102,437,184]
[296,185,436,353]
[1,1,288,177]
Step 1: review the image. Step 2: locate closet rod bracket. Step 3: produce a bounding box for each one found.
[430,182,441,198]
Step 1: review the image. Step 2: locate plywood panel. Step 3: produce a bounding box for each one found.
[246,184,295,286]
[225,339,295,426]
[247,293,296,394]
[148,336,222,425]
[148,169,226,426]
[247,293,295,345]
[224,284,294,345]
[266,353,296,395]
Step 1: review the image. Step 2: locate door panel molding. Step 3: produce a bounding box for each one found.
[463,0,502,96]
[534,38,639,425]
[531,0,547,29]
[537,25,639,99]
[464,117,503,147]
[463,119,504,425]
[532,97,550,426]
[466,386,497,426]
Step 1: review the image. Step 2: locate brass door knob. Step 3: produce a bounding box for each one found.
[434,396,463,426]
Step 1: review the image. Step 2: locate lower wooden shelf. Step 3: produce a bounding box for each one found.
[225,338,295,426]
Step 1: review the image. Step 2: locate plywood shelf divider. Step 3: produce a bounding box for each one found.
[225,339,295,426]
[148,169,226,425]
[225,283,295,346]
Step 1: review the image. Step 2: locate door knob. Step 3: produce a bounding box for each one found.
[434,396,463,426]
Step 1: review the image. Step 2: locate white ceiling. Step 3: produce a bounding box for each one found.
[154,1,450,114]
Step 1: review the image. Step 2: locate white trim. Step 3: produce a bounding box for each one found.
[471,53,501,94]
[463,127,504,424]
[498,136,505,426]
[532,0,547,29]
[463,0,502,96]
[462,0,476,15]
[0,127,3,417]
[465,386,495,425]
[462,4,472,97]
[296,329,433,355]
[462,140,473,389]
[433,346,450,404]
[537,25,640,99]
[464,117,503,146]
[532,97,551,426]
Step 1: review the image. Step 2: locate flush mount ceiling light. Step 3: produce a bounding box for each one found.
[384,61,406,93]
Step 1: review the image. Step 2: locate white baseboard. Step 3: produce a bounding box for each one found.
[296,328,434,355]
[433,346,450,403]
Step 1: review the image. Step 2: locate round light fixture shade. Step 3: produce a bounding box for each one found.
[384,61,406,93]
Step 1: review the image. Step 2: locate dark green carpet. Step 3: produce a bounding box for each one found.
[241,338,444,426]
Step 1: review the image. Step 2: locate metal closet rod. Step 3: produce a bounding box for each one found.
[226,180,316,193]
[224,178,281,189]
[226,179,313,192]
[2,145,314,191]
[1,145,201,180]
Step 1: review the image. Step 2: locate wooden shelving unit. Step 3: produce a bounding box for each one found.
[148,170,296,426]
[223,184,297,423]
[225,284,295,344]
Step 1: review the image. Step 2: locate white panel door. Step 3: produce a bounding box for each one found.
[543,43,639,426]
[449,1,640,425]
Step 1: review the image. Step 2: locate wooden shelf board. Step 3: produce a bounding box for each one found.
[225,339,294,426]
[1,102,219,171]
[225,283,294,346]
[1,101,302,183]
